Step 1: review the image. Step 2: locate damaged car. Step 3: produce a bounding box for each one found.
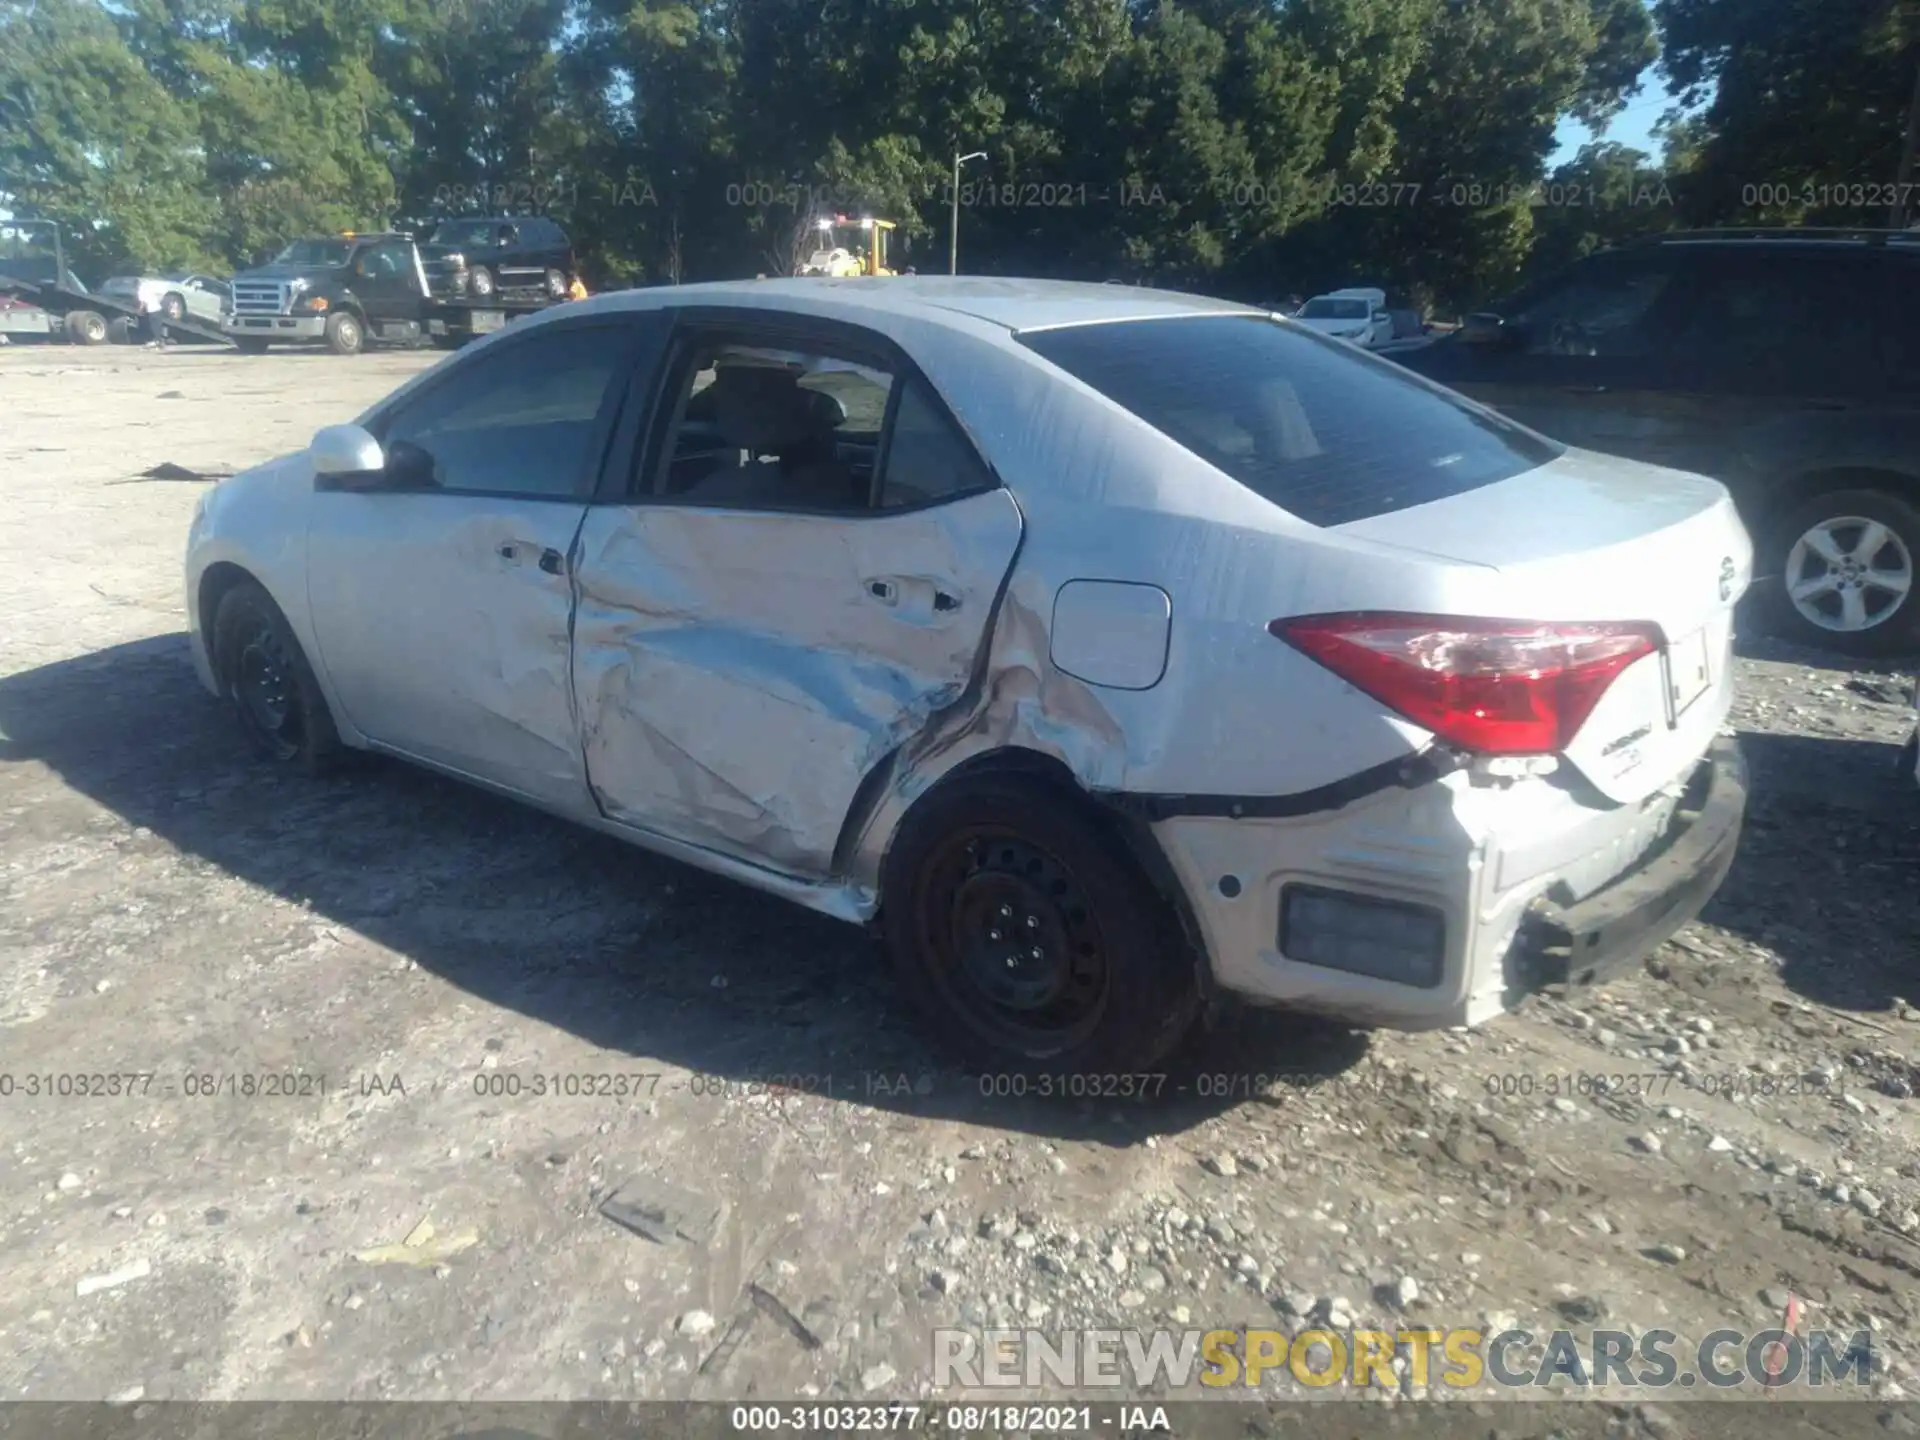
[184,278,1751,1074]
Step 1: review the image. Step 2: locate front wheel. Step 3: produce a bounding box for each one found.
[324,311,364,355]
[212,580,342,775]
[1763,488,1920,656]
[881,775,1201,1076]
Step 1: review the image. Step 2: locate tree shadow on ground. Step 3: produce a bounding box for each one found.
[0,634,1371,1145]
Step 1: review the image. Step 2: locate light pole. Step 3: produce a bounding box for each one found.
[951,150,986,274]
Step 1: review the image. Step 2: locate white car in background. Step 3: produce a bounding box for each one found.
[1293,288,1395,348]
[98,271,230,325]
[184,277,1751,1075]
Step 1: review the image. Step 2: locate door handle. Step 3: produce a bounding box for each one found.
[866,579,898,604]
[538,548,564,575]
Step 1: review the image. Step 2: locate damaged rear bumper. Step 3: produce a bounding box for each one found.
[1148,737,1747,1033]
[1507,736,1746,995]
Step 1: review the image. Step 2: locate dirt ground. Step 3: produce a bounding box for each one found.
[3,343,1920,1434]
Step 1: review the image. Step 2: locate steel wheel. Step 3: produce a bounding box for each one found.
[232,621,304,761]
[913,827,1111,1055]
[1785,514,1915,634]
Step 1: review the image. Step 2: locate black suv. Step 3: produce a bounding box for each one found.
[424,216,573,300]
[1390,229,1920,656]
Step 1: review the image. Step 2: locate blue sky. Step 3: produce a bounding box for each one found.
[1551,72,1692,165]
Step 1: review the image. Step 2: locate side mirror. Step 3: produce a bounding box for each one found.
[1461,312,1516,347]
[310,423,385,479]
[806,389,850,428]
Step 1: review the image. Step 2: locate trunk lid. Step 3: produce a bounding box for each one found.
[1334,446,1753,804]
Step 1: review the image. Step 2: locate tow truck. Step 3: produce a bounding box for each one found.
[0,220,232,346]
[224,231,555,355]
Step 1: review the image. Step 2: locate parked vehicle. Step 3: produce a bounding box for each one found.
[1389,229,1920,656]
[1293,288,1395,348]
[98,272,230,325]
[184,278,1748,1074]
[424,216,574,299]
[225,232,541,354]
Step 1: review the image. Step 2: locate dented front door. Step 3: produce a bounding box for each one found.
[570,491,1024,876]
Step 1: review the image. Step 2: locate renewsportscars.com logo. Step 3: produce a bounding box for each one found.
[932,1325,1873,1393]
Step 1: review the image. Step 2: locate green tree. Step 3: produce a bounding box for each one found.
[1656,0,1920,224]
[0,0,214,276]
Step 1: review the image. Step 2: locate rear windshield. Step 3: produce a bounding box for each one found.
[1019,314,1561,526]
[1300,298,1369,319]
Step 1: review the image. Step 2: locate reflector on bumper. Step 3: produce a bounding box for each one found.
[1279,884,1447,989]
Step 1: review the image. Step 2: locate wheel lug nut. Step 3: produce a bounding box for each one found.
[998,904,1012,919]
[1025,915,1039,929]
[988,929,1002,941]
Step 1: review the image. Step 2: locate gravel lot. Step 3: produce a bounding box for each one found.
[2,344,1919,1433]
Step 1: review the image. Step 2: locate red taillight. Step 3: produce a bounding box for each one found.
[1271,612,1662,755]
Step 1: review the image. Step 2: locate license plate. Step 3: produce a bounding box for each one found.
[471,309,505,333]
[1667,627,1712,717]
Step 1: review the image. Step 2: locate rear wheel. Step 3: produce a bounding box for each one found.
[324,311,364,356]
[65,309,108,345]
[234,337,269,355]
[212,580,342,776]
[881,775,1201,1075]
[1763,488,1920,656]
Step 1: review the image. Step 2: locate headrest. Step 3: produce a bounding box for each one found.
[712,365,815,452]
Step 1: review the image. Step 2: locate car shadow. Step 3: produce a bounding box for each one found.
[1703,728,1920,1016]
[0,635,1371,1143]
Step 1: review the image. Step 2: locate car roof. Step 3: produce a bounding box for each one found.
[574,276,1257,335]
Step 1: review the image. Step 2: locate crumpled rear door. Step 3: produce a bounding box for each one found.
[570,490,1023,876]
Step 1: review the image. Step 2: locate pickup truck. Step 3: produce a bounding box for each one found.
[224,232,552,355]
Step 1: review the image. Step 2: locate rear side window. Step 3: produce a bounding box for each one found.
[1880,252,1920,395]
[1020,315,1560,526]
[1663,247,1883,395]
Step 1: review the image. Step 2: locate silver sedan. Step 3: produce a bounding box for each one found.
[185,278,1751,1073]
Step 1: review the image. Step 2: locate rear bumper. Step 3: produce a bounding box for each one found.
[1507,737,1746,993]
[1151,739,1747,1032]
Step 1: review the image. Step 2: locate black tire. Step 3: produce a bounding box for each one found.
[212,580,342,776]
[432,334,467,351]
[161,292,186,324]
[107,316,135,345]
[880,774,1202,1076]
[66,309,108,345]
[234,337,270,355]
[324,311,364,356]
[469,266,495,298]
[1761,487,1920,657]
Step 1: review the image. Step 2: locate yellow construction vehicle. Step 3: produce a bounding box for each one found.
[795,215,898,277]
